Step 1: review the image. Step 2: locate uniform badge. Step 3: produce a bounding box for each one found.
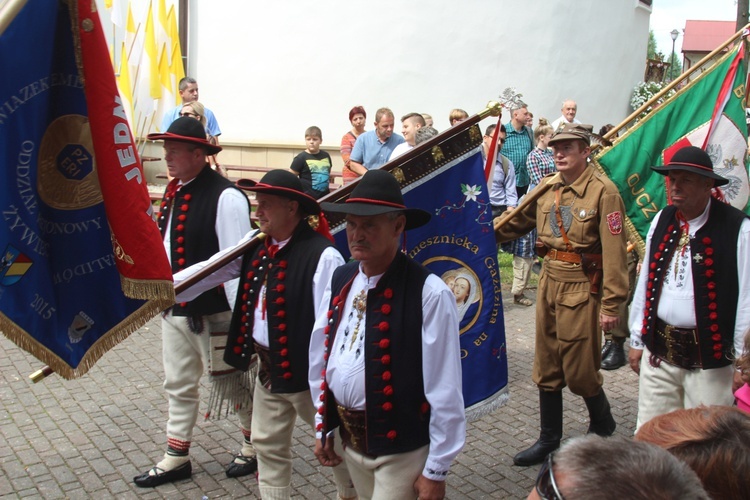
[606,211,623,235]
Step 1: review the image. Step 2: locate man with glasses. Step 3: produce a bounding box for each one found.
[485,124,517,218]
[528,435,709,499]
[495,124,629,467]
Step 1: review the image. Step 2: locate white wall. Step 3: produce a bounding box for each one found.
[187,0,650,144]
[99,0,650,144]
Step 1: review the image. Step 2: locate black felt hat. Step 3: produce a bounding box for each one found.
[236,170,320,215]
[147,116,222,155]
[321,169,431,230]
[651,146,728,186]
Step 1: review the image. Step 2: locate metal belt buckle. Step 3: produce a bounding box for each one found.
[548,249,557,260]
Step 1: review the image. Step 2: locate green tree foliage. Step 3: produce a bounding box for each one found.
[647,30,657,59]
[667,51,683,80]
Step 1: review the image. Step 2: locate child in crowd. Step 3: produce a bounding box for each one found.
[735,329,750,412]
[289,126,332,199]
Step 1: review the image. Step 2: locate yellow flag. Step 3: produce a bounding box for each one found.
[144,1,160,99]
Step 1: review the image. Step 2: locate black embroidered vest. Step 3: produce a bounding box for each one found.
[157,166,248,317]
[641,202,747,369]
[322,253,432,456]
[224,220,335,393]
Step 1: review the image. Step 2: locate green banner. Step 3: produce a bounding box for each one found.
[595,44,749,252]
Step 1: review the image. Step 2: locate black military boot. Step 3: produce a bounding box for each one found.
[584,389,617,436]
[601,340,626,370]
[513,389,563,466]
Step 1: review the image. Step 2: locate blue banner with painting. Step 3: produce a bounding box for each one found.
[331,147,509,419]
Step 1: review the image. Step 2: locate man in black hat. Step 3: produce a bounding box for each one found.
[313,169,466,500]
[628,145,750,430]
[134,117,253,487]
[168,170,356,500]
[495,123,629,467]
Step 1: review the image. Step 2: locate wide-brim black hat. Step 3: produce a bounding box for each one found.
[321,169,431,230]
[651,145,728,186]
[147,116,222,155]
[236,170,320,215]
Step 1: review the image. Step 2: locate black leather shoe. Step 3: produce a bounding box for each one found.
[585,390,617,437]
[513,439,559,466]
[601,339,613,358]
[133,461,192,488]
[225,454,258,478]
[601,341,626,370]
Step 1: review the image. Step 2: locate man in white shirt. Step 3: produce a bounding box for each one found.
[134,117,252,487]
[551,100,581,132]
[169,170,356,499]
[487,124,518,217]
[628,146,750,430]
[314,169,466,500]
[389,112,426,161]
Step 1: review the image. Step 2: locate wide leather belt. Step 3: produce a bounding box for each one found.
[254,343,272,387]
[545,248,582,264]
[336,404,370,456]
[652,319,702,369]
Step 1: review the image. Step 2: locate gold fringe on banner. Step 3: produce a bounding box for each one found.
[0,295,172,380]
[121,275,176,302]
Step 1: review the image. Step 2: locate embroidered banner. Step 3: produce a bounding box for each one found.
[595,42,749,249]
[0,0,174,379]
[330,139,508,420]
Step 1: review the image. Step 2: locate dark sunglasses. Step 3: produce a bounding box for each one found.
[535,453,565,500]
[180,112,199,118]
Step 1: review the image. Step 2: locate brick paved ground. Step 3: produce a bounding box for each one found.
[0,285,639,499]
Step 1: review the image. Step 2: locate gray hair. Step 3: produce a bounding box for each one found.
[415,126,438,145]
[553,435,710,500]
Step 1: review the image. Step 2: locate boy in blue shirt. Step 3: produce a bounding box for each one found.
[290,126,333,199]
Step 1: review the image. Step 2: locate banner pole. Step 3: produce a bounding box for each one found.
[605,23,750,141]
[492,173,560,233]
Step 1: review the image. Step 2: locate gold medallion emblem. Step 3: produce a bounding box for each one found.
[37,115,103,210]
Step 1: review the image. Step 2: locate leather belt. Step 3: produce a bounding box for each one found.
[545,248,582,264]
[651,319,702,369]
[336,404,370,457]
[254,343,272,388]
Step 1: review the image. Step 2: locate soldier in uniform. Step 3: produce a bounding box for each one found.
[601,236,639,370]
[495,123,629,466]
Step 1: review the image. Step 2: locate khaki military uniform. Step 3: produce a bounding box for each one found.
[497,166,628,397]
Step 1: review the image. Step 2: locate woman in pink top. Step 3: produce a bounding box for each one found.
[340,106,366,184]
[735,329,750,412]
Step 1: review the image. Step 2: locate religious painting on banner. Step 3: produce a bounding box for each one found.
[0,0,174,379]
[328,125,509,420]
[595,41,750,251]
